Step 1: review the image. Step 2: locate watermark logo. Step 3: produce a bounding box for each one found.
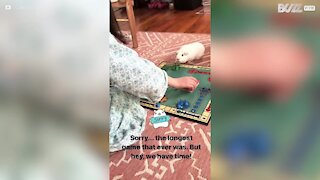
[278,3,303,13]
[303,5,316,12]
[278,3,316,13]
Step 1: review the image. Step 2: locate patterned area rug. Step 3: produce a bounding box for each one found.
[132,32,210,66]
[110,32,211,180]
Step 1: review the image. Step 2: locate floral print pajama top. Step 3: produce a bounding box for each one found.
[109,33,168,152]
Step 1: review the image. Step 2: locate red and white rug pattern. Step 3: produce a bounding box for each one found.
[132,31,210,66]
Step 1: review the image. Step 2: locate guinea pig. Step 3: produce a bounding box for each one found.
[176,42,205,63]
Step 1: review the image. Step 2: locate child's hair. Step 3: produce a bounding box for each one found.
[110,3,127,44]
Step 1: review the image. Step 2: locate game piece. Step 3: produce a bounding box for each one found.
[155,102,161,108]
[183,100,190,109]
[170,62,180,71]
[191,109,196,113]
[176,100,184,109]
[176,99,190,110]
[177,105,183,109]
[206,105,211,111]
[150,110,170,128]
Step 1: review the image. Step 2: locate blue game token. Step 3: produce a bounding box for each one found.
[155,103,160,108]
[191,109,196,113]
[176,100,184,109]
[184,100,190,106]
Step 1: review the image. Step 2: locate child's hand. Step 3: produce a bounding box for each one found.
[168,76,199,92]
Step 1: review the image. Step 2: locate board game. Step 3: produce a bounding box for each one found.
[141,62,211,125]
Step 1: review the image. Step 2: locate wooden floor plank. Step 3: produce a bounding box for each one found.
[115,7,210,34]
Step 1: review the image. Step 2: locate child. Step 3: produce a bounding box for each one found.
[109,33,199,152]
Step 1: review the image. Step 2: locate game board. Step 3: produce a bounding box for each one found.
[140,62,211,124]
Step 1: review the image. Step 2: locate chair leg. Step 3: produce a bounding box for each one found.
[126,4,138,48]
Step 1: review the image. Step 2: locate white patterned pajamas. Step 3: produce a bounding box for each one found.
[109,33,168,152]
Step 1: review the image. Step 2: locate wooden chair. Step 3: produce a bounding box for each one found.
[112,0,138,48]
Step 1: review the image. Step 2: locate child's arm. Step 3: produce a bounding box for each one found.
[110,34,168,102]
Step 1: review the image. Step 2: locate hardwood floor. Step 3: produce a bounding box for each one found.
[114,7,210,34]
